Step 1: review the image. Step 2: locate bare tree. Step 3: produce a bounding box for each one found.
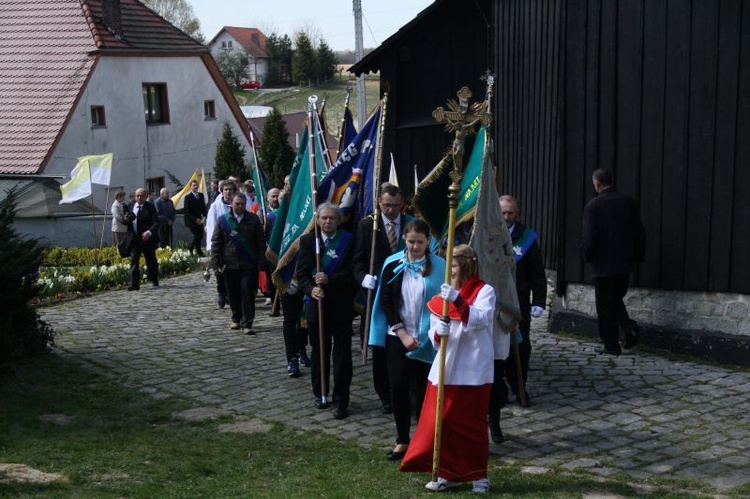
[142,0,205,43]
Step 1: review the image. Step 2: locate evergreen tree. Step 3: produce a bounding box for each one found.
[0,188,54,361]
[291,31,316,85]
[266,33,293,85]
[259,107,295,188]
[315,39,338,83]
[214,122,247,180]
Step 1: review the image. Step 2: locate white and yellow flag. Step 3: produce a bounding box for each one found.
[84,153,114,185]
[59,161,92,204]
[388,152,399,187]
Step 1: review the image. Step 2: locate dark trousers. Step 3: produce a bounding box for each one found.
[506,315,531,396]
[594,273,632,350]
[130,241,158,288]
[158,224,172,248]
[489,359,508,424]
[281,291,307,362]
[224,267,258,328]
[361,315,391,406]
[308,305,352,408]
[188,225,203,253]
[386,334,430,445]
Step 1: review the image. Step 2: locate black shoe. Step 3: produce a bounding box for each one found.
[489,423,504,444]
[380,403,393,414]
[217,294,226,309]
[127,285,139,291]
[152,281,159,287]
[595,346,622,356]
[386,450,406,461]
[297,351,311,367]
[314,398,330,410]
[287,360,300,378]
[333,407,349,420]
[197,251,205,257]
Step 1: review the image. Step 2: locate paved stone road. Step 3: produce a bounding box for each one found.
[40,271,750,493]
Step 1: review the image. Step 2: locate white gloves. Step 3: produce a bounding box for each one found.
[440,283,459,303]
[361,274,377,290]
[436,320,451,337]
[286,280,298,295]
[530,306,544,318]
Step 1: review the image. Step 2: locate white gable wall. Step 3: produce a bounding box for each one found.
[208,32,268,83]
[47,55,251,209]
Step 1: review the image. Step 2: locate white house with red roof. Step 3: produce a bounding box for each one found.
[0,0,252,246]
[207,27,269,85]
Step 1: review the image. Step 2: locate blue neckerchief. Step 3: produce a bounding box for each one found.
[389,255,427,282]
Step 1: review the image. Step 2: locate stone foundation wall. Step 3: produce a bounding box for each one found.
[562,284,750,338]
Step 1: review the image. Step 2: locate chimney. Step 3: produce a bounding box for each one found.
[101,0,123,40]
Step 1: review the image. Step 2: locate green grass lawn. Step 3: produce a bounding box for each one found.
[0,354,716,498]
[235,77,381,125]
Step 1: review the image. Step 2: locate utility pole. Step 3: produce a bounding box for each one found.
[353,0,367,127]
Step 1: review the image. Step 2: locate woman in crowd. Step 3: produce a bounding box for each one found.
[111,190,130,246]
[400,244,496,494]
[370,219,445,461]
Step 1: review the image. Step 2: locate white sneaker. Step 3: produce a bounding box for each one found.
[264,297,272,306]
[425,477,461,492]
[471,478,490,494]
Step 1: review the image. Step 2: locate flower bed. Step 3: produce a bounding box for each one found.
[34,247,199,302]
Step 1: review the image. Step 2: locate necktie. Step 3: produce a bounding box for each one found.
[387,221,398,251]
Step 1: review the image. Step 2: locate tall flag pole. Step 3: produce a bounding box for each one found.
[249,130,268,232]
[361,93,388,364]
[307,95,329,407]
[335,86,354,161]
[429,86,492,483]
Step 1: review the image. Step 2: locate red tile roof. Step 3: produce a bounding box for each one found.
[0,0,98,174]
[213,27,268,59]
[0,0,209,175]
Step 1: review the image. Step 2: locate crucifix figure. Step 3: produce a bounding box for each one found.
[432,86,492,172]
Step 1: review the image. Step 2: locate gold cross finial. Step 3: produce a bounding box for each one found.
[432,86,491,171]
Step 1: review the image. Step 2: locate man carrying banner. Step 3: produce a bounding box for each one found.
[296,203,356,419]
[353,182,409,414]
[499,195,546,405]
[210,193,266,335]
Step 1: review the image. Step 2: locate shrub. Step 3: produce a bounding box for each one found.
[0,189,55,361]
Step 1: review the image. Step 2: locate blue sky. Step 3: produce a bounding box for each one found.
[190,0,433,51]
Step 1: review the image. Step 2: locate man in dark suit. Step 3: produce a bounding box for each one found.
[210,193,266,335]
[297,203,356,420]
[128,188,160,290]
[184,180,206,256]
[582,167,646,355]
[352,183,409,414]
[499,195,547,409]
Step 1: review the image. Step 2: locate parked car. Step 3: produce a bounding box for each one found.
[240,80,262,90]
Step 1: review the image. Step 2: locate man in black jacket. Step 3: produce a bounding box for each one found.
[297,203,356,420]
[499,195,547,407]
[128,188,160,290]
[211,193,266,335]
[582,168,646,355]
[184,180,206,256]
[352,183,408,414]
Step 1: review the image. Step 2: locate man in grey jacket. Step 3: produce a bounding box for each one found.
[211,193,266,335]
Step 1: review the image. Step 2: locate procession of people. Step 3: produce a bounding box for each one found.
[111,83,644,494]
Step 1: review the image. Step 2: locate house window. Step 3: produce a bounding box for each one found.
[142,83,169,124]
[204,100,216,120]
[90,105,106,127]
[221,40,233,49]
[147,177,165,196]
